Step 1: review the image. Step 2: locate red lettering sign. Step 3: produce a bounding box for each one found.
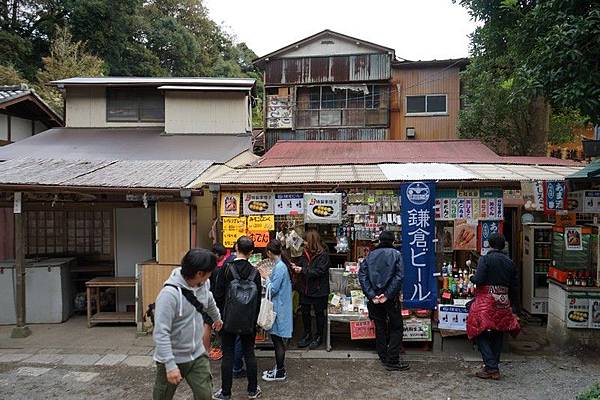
[350,320,376,340]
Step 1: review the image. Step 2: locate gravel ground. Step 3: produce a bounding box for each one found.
[1,355,599,400]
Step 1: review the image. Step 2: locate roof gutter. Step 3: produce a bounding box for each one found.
[0,183,205,195]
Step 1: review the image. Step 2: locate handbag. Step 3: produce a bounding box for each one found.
[257,284,277,330]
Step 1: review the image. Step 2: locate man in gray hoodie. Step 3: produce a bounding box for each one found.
[153,248,223,400]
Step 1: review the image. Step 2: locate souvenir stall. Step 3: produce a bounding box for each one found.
[545,167,600,349]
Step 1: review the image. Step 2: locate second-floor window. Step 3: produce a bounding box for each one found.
[406,94,448,116]
[296,84,388,128]
[106,88,165,122]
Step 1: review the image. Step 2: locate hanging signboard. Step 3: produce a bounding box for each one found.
[479,220,504,255]
[401,181,437,310]
[247,215,275,231]
[222,217,247,248]
[435,189,503,221]
[248,230,270,248]
[565,226,583,251]
[544,181,567,213]
[304,193,342,224]
[243,192,274,215]
[274,193,304,215]
[220,192,241,217]
[438,305,468,331]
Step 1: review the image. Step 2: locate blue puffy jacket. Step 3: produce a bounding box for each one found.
[358,245,404,300]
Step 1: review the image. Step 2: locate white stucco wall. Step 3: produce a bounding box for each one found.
[0,114,7,141]
[11,116,33,141]
[281,36,384,58]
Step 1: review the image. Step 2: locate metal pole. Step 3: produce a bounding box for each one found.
[11,192,30,338]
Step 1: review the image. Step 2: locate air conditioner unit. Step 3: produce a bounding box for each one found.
[406,127,416,139]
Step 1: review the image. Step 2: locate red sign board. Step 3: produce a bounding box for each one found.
[350,320,376,340]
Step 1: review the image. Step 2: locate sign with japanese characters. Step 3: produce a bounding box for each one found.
[544,181,567,213]
[350,320,376,340]
[479,220,504,255]
[222,217,247,248]
[401,182,437,310]
[220,192,241,216]
[438,305,468,331]
[247,215,275,231]
[565,226,583,251]
[274,193,304,215]
[435,188,503,221]
[243,192,274,215]
[304,193,342,224]
[248,230,270,248]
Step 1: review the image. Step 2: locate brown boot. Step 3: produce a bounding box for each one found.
[475,368,501,380]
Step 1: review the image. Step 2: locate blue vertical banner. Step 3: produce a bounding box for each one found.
[401,181,437,310]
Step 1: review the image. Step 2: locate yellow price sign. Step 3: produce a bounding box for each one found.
[247,215,274,231]
[222,217,247,248]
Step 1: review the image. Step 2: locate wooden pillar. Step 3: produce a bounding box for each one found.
[11,192,31,338]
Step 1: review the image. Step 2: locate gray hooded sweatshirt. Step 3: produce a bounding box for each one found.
[153,267,221,371]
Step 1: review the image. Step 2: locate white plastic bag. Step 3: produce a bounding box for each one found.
[257,285,277,331]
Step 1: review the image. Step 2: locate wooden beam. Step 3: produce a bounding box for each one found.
[11,192,31,338]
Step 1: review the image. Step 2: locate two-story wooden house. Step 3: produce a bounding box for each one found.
[0,77,256,330]
[254,30,467,149]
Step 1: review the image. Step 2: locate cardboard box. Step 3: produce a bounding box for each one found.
[566,295,590,328]
[438,305,468,331]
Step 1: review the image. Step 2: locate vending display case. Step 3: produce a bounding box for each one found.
[523,223,553,315]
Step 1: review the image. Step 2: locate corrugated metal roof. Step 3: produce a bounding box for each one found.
[198,162,583,186]
[568,159,600,179]
[259,140,581,167]
[0,128,251,163]
[380,163,478,181]
[259,140,502,167]
[51,77,255,87]
[0,158,213,189]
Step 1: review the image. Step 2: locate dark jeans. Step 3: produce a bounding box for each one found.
[233,336,244,372]
[271,334,288,370]
[367,298,403,365]
[477,330,503,371]
[300,297,328,337]
[220,332,257,396]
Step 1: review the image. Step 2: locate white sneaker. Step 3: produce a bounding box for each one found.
[262,368,287,382]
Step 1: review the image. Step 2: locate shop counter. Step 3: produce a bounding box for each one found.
[547,279,600,350]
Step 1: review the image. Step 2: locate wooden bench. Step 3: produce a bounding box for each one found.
[86,277,136,328]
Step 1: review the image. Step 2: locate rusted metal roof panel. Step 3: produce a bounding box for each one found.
[265,128,389,150]
[260,140,500,167]
[265,54,391,85]
[350,54,391,81]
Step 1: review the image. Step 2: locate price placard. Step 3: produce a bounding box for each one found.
[350,320,376,340]
[222,217,246,248]
[247,215,275,231]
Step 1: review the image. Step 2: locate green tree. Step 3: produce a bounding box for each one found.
[548,108,588,145]
[35,27,105,113]
[0,64,26,85]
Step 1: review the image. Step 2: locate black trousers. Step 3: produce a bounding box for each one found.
[270,334,288,370]
[367,298,403,364]
[220,332,257,396]
[476,330,503,371]
[300,296,328,337]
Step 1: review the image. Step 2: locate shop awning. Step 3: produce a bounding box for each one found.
[568,158,600,179]
[195,162,583,187]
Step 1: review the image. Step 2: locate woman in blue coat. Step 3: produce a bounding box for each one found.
[262,239,293,382]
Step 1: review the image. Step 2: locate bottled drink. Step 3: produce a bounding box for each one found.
[566,273,573,286]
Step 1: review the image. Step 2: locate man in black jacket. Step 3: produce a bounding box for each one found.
[213,236,263,400]
[359,231,409,371]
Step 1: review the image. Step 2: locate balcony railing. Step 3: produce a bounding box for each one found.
[295,108,388,129]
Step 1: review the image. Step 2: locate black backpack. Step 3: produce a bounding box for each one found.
[222,264,259,335]
[164,283,214,325]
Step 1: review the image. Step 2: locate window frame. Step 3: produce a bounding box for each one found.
[405,94,448,116]
[106,87,165,123]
